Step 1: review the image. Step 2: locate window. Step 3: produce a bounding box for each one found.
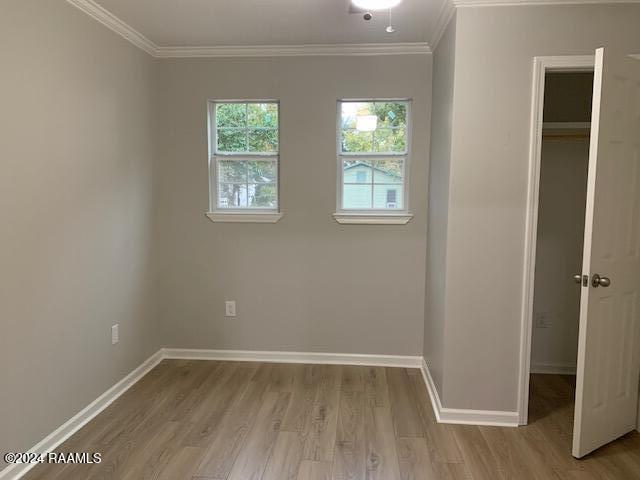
[337,100,410,215]
[208,101,279,216]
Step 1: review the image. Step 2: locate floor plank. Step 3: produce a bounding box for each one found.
[386,368,424,438]
[364,406,402,480]
[332,391,366,480]
[396,437,437,480]
[226,391,291,480]
[302,365,341,462]
[194,378,270,478]
[298,460,332,480]
[262,431,306,480]
[281,365,321,433]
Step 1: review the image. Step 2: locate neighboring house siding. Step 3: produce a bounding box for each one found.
[343,164,402,209]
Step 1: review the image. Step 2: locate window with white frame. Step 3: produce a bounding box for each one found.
[209,101,279,212]
[338,100,409,213]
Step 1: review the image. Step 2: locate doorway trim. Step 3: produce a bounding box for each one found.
[517,55,596,425]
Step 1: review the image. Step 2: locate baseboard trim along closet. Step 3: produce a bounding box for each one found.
[0,350,164,480]
[162,348,423,368]
[420,359,520,427]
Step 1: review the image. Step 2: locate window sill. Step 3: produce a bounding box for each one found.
[206,212,284,223]
[332,213,413,225]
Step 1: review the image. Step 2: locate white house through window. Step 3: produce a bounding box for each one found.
[338,100,410,212]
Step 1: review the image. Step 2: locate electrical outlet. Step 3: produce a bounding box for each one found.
[225,301,236,317]
[111,324,119,344]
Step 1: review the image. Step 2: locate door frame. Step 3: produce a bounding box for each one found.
[517,55,595,425]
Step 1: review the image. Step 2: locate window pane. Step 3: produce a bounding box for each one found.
[212,102,279,211]
[248,103,278,128]
[219,183,248,208]
[375,102,407,128]
[373,185,403,209]
[248,183,277,208]
[248,160,277,183]
[342,129,373,153]
[219,160,247,183]
[340,101,408,154]
[343,184,372,209]
[341,102,373,129]
[217,128,247,152]
[216,103,246,128]
[373,159,403,184]
[374,128,406,153]
[248,128,278,153]
[343,159,372,184]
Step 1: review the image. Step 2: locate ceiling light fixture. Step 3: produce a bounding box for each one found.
[352,0,402,12]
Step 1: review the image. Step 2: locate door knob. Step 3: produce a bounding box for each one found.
[591,274,611,288]
[573,274,582,284]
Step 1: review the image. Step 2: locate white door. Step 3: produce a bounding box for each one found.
[573,48,640,458]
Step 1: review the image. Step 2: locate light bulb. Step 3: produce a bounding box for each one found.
[356,115,378,132]
[352,0,402,12]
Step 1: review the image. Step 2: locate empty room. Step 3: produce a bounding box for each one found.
[2,0,640,479]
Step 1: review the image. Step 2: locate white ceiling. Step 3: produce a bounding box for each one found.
[92,0,441,47]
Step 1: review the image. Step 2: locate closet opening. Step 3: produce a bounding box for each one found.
[527,70,594,445]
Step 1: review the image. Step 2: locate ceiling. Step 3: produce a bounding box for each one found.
[92,0,441,47]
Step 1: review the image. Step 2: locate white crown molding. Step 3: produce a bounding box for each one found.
[0,350,164,480]
[430,0,457,50]
[68,0,638,59]
[420,359,520,427]
[66,0,157,55]
[65,1,430,58]
[155,43,431,58]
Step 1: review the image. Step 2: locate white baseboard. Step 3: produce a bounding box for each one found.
[419,359,519,427]
[530,362,577,375]
[161,348,422,368]
[0,350,164,480]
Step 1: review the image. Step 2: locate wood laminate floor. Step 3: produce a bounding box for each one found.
[23,362,640,480]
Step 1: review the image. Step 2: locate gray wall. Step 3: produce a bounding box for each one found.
[531,137,589,372]
[155,55,432,356]
[0,0,159,459]
[424,17,457,396]
[440,4,640,411]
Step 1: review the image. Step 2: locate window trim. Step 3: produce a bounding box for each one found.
[335,99,412,220]
[207,100,282,220]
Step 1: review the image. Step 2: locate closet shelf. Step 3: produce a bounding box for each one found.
[542,122,591,137]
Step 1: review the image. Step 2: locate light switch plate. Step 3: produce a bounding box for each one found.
[225,301,236,317]
[111,324,119,344]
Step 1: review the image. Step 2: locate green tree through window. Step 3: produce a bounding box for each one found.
[339,100,409,211]
[212,102,279,210]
